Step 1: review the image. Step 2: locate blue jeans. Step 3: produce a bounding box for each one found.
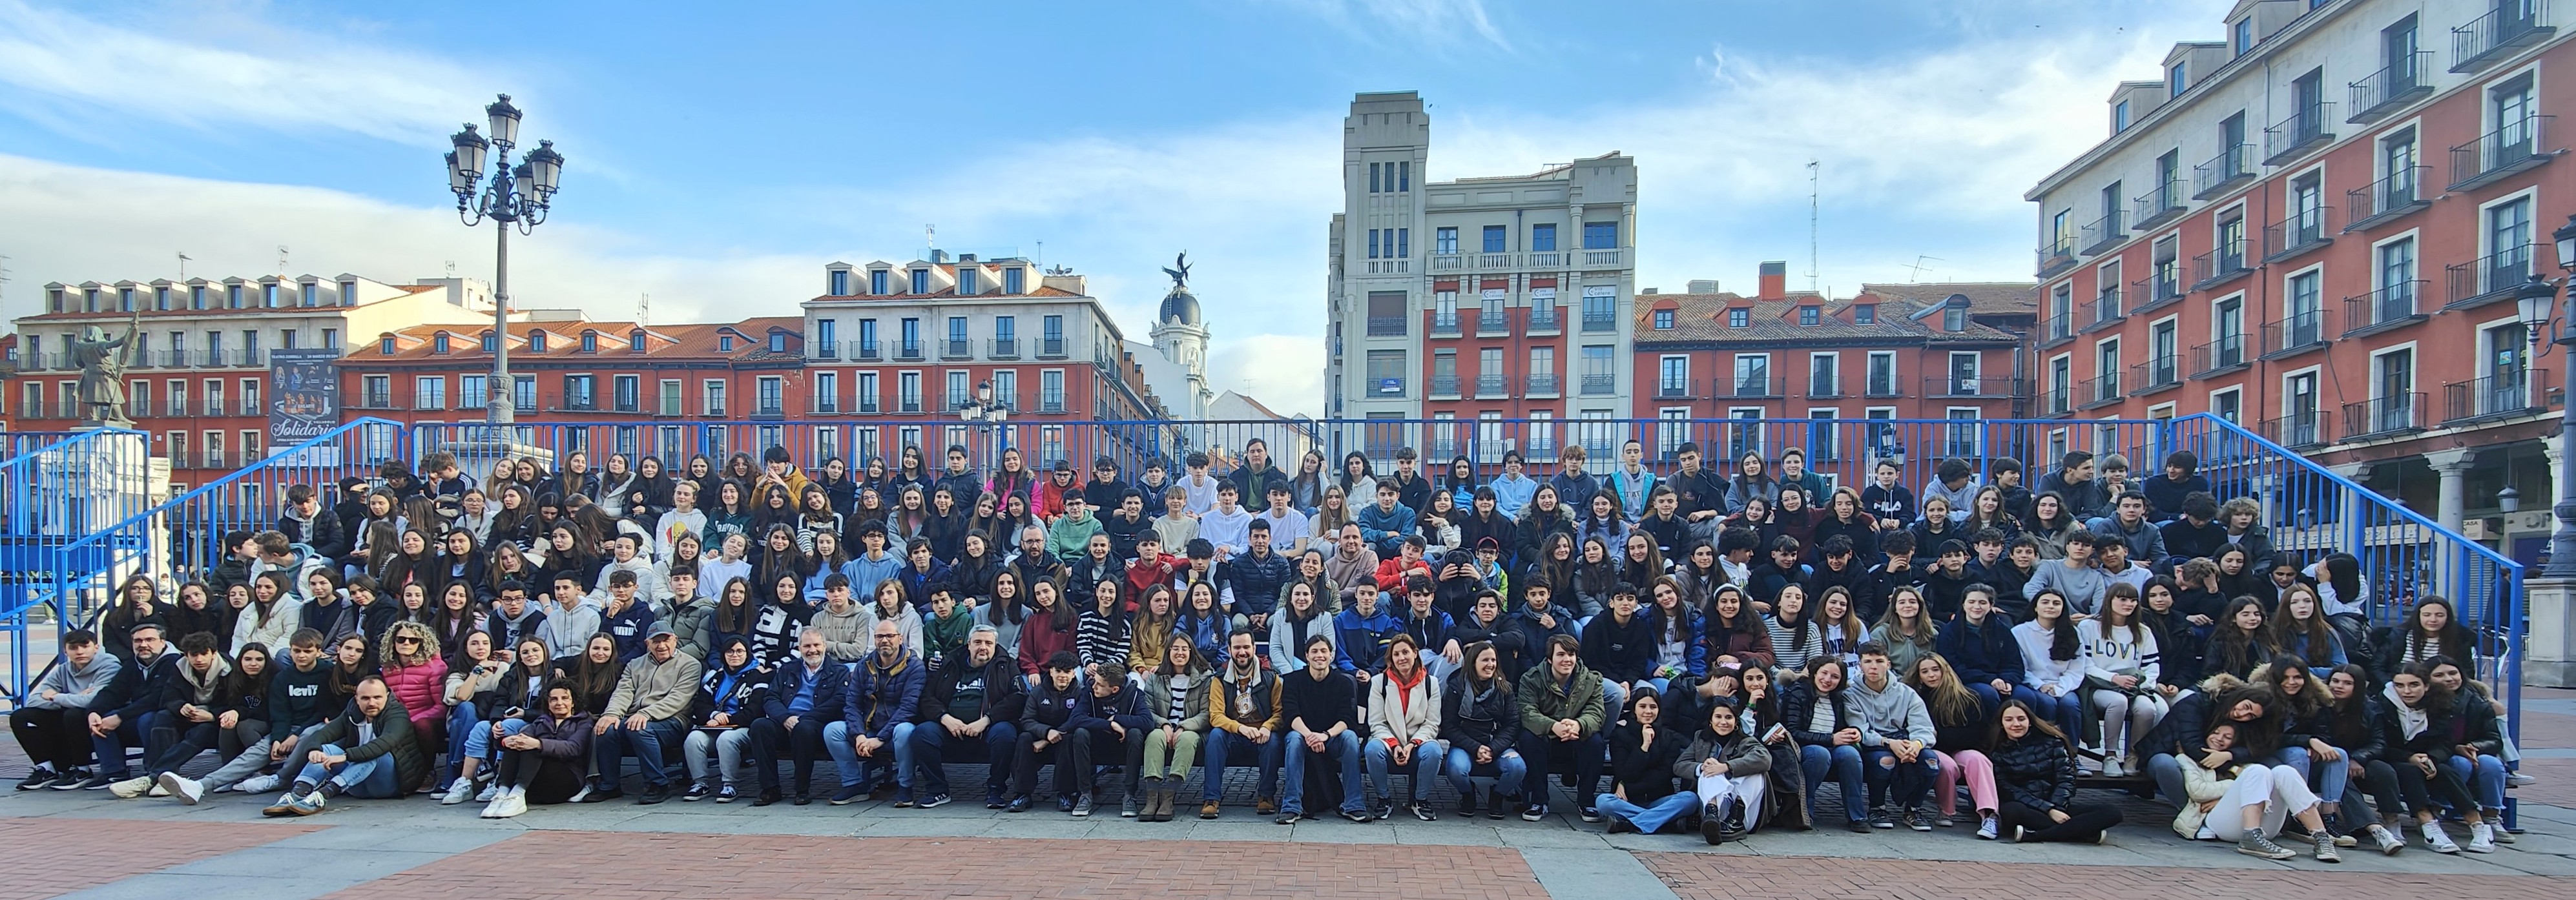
[904,720,1020,796]
[1363,739,1442,802]
[1203,728,1284,801]
[287,742,400,798]
[594,718,685,789]
[1443,745,1526,799]
[88,713,147,777]
[1865,746,1938,812]
[1800,742,1867,823]
[886,722,921,790]
[2445,753,2507,810]
[821,721,899,790]
[2022,691,2084,747]
[460,717,528,761]
[1595,791,1698,834]
[2280,744,2351,810]
[1281,730,1364,815]
[441,701,482,786]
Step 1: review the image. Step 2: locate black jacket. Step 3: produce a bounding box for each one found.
[278,510,349,562]
[1439,670,1519,755]
[1990,733,2077,813]
[1578,610,1657,684]
[1606,722,1682,804]
[915,655,1027,726]
[1778,679,1856,746]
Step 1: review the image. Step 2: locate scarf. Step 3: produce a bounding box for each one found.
[1229,657,1261,718]
[2383,682,2429,741]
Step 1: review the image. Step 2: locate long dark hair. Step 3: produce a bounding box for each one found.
[2401,595,2478,664]
[220,642,274,704]
[1988,697,2069,748]
[2028,589,2079,662]
[2209,595,2274,674]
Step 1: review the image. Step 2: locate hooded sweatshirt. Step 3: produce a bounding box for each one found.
[1848,672,1937,747]
[28,651,122,710]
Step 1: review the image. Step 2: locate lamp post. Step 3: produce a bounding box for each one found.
[445,94,564,425]
[960,380,1008,474]
[2520,214,2576,576]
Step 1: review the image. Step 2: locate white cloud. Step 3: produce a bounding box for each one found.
[1263,0,1510,50]
[1209,333,1328,416]
[0,0,487,144]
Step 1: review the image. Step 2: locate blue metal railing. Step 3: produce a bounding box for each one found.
[1,428,152,704]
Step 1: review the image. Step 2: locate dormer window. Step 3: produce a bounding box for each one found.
[481,331,497,352]
[581,332,597,353]
[2113,99,2131,133]
[2233,18,2252,56]
[910,269,930,294]
[2168,61,2187,97]
[227,284,244,309]
[870,269,889,294]
[340,281,358,306]
[300,283,318,307]
[960,268,981,295]
[630,332,647,351]
[1944,307,1968,332]
[720,334,734,352]
[1652,309,1674,329]
[769,333,786,352]
[262,283,279,307]
[528,331,547,353]
[379,335,397,355]
[1005,267,1025,294]
[1798,305,1820,326]
[46,287,63,312]
[829,269,851,296]
[1727,309,1750,328]
[433,333,450,354]
[1854,303,1876,324]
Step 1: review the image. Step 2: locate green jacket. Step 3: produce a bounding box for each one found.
[1046,513,1105,562]
[1515,660,1605,738]
[306,697,431,792]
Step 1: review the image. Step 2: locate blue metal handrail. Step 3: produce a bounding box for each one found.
[3,427,151,704]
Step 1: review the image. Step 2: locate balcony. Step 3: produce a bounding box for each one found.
[1039,393,1066,413]
[811,396,840,414]
[1366,316,1407,337]
[1581,248,1626,269]
[2079,210,2128,255]
[898,395,923,414]
[2190,335,2250,378]
[2131,272,2184,314]
[2081,287,2124,334]
[942,338,972,360]
[2259,309,2332,360]
[1475,310,1512,337]
[856,398,880,414]
[1526,309,1562,334]
[2260,410,2332,449]
[2262,205,2336,263]
[1037,337,1068,359]
[2035,239,2078,278]
[1862,376,1903,398]
[1475,373,1510,398]
[2341,280,2429,338]
[2343,393,2427,441]
[2129,357,2182,396]
[1429,254,1463,272]
[2444,368,2548,424]
[894,342,926,362]
[1366,260,1409,274]
[1430,313,1461,337]
[2451,0,2555,73]
[851,340,882,362]
[2262,104,2336,167]
[1429,375,1462,399]
[2344,166,2433,232]
[1581,374,1619,396]
[2445,245,2535,311]
[201,400,229,416]
[1524,374,1562,396]
[158,350,192,368]
[1806,377,1845,400]
[353,394,399,411]
[813,340,840,361]
[1927,374,2010,398]
[2132,180,2188,231]
[2347,51,2435,124]
[2040,310,2075,349]
[988,338,1020,359]
[2449,115,2560,191]
[1729,374,1780,398]
[2078,373,2123,410]
[2192,143,2255,199]
[2043,383,2073,417]
[2190,244,2253,291]
[1477,252,1513,269]
[1656,378,1696,400]
[1581,310,1617,332]
[1521,251,1563,268]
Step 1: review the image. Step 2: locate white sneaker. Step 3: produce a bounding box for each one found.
[2423,822,2460,854]
[479,795,509,819]
[107,776,154,799]
[440,780,475,805]
[2506,770,2537,787]
[475,782,499,803]
[2100,758,2126,778]
[2195,824,2218,841]
[2466,823,2497,854]
[565,784,592,804]
[160,772,204,806]
[236,773,280,794]
[147,782,169,797]
[492,793,528,819]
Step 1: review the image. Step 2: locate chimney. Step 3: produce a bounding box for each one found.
[1686,279,1720,294]
[1757,261,1787,301]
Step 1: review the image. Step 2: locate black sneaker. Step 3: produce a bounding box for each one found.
[1847,819,1874,833]
[1409,801,1437,822]
[1488,793,1511,820]
[48,768,93,790]
[16,768,57,791]
[1606,813,1638,834]
[1579,806,1604,823]
[917,792,953,809]
[1337,807,1372,823]
[1521,803,1547,822]
[893,788,915,808]
[829,783,868,805]
[1373,800,1394,821]
[984,791,1007,810]
[1869,811,1896,829]
[681,782,710,801]
[638,784,669,804]
[752,789,780,807]
[1904,810,1932,832]
[1007,795,1032,812]
[1458,792,1479,817]
[74,771,123,790]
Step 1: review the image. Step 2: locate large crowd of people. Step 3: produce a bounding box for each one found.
[8,438,2530,859]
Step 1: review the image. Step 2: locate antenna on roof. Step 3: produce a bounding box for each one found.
[278,245,289,276]
[445,260,456,277]
[639,292,650,326]
[1904,255,1943,283]
[1806,159,1820,292]
[176,251,189,282]
[0,253,11,304]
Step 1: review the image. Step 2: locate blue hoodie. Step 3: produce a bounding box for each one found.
[1333,602,1400,675]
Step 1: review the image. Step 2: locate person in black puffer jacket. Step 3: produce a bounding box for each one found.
[1439,641,1524,817]
[1988,697,2122,843]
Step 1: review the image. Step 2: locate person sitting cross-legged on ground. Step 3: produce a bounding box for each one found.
[585,623,702,804]
[902,624,1026,810]
[1678,696,1771,844]
[479,684,595,819]
[1594,690,1692,835]
[1989,698,2124,844]
[260,675,428,816]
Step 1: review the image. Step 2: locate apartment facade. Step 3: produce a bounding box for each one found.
[1324,91,1640,450]
[10,274,497,484]
[2025,0,2573,563]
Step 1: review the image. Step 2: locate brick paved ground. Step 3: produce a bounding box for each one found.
[1637,853,2553,900]
[318,832,1550,900]
[0,817,317,900]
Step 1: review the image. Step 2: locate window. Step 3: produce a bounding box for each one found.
[238,375,260,410]
[959,268,979,295]
[225,283,242,308]
[869,269,889,294]
[1531,223,1557,252]
[853,373,877,413]
[1367,291,1409,336]
[1944,307,1968,332]
[1369,162,1381,192]
[2234,17,2253,55]
[1581,287,1616,331]
[379,335,397,355]
[2373,349,2416,431]
[1810,353,1839,396]
[1732,353,1771,395]
[1433,351,1459,395]
[1042,314,1064,342]
[2377,237,2418,318]
[1653,309,1674,329]
[1478,347,1504,393]
[899,373,922,412]
[829,269,851,296]
[2384,15,2419,84]
[813,319,838,355]
[261,283,278,308]
[1582,221,1618,249]
[189,285,206,309]
[579,332,597,353]
[563,375,596,410]
[2217,213,2246,266]
[1396,228,1408,258]
[337,280,357,307]
[1040,370,1065,411]
[719,335,734,352]
[528,331,547,353]
[415,376,445,409]
[1582,345,1616,395]
[1482,225,1506,253]
[1366,350,1407,396]
[2286,271,2322,343]
[910,269,930,294]
[993,370,1017,409]
[2168,61,2187,97]
[614,374,639,412]
[1658,356,1689,395]
[205,431,224,468]
[1529,345,1555,378]
[1435,227,1458,255]
[362,375,390,408]
[1398,161,1408,191]
[514,376,535,411]
[994,316,1016,344]
[1004,267,1025,294]
[769,333,785,353]
[758,376,783,415]
[1798,305,1820,326]
[901,318,922,356]
[2212,387,2241,424]
[703,380,727,416]
[1728,309,1749,328]
[2114,99,2132,133]
[1853,303,1875,324]
[946,371,970,409]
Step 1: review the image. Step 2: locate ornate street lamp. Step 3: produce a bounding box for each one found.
[446,94,564,424]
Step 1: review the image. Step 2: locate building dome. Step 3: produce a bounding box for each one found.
[1159,288,1202,327]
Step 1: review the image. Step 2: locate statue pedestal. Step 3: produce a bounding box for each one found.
[2527,577,2576,688]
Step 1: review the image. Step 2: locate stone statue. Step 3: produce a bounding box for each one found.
[1161,251,1190,291]
[72,309,138,428]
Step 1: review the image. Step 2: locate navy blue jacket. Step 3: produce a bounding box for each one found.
[761,656,852,721]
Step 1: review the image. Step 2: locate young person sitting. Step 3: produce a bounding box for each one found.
[10,629,121,790]
[1595,690,1691,835]
[1362,633,1444,822]
[1278,635,1371,823]
[478,684,594,818]
[1515,634,1609,823]
[1851,642,1940,831]
[1989,698,2123,843]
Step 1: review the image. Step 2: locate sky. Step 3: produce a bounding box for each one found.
[0,0,2234,416]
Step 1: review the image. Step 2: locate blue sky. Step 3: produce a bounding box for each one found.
[0,0,2228,414]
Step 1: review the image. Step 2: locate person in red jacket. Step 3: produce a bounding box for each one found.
[1375,535,1436,594]
[1037,460,1083,524]
[1123,535,1186,611]
[375,620,450,777]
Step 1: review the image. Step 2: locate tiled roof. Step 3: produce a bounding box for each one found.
[804,284,1084,303]
[1856,281,2038,316]
[1634,292,2020,346]
[359,316,803,363]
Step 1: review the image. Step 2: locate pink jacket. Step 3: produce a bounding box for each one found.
[380,655,450,730]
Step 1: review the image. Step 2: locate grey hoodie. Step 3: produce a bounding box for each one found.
[28,651,122,710]
[1847,673,1935,746]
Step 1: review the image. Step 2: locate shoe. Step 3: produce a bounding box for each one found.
[830,784,869,805]
[491,793,528,819]
[1058,795,1077,813]
[1202,799,1222,819]
[2369,824,2404,855]
[2096,830,2110,845]
[1488,793,1509,820]
[1869,812,1896,829]
[2011,824,2027,843]
[1718,808,1750,843]
[984,792,1006,810]
[1337,807,1371,823]
[1935,813,1955,828]
[1579,806,1603,824]
[2100,757,2125,778]
[1606,813,1637,834]
[1701,803,1729,844]
[1904,810,1931,832]
[681,782,709,802]
[753,789,780,807]
[2423,821,2459,854]
[1373,800,1395,822]
[237,773,280,795]
[1007,795,1032,813]
[1847,819,1873,834]
[107,775,153,799]
[1152,784,1178,822]
[16,767,57,790]
[1409,801,1436,822]
[1976,816,1999,840]
[2196,824,2218,841]
[2236,827,2296,860]
[1071,793,1094,817]
[794,792,813,806]
[2507,770,2538,787]
[479,795,509,819]
[2485,812,2517,843]
[1276,810,1302,824]
[477,782,499,803]
[566,783,596,804]
[74,772,124,790]
[260,792,302,817]
[441,779,475,805]
[716,784,738,803]
[871,785,899,802]
[2320,812,2358,846]
[918,792,952,809]
[160,773,204,806]
[2314,830,2343,863]
[638,784,669,805]
[1522,803,1546,822]
[288,790,327,816]
[2466,823,2497,854]
[50,768,95,790]
[1256,797,1278,815]
[893,788,915,808]
[1121,790,1142,819]
[1459,792,1479,817]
